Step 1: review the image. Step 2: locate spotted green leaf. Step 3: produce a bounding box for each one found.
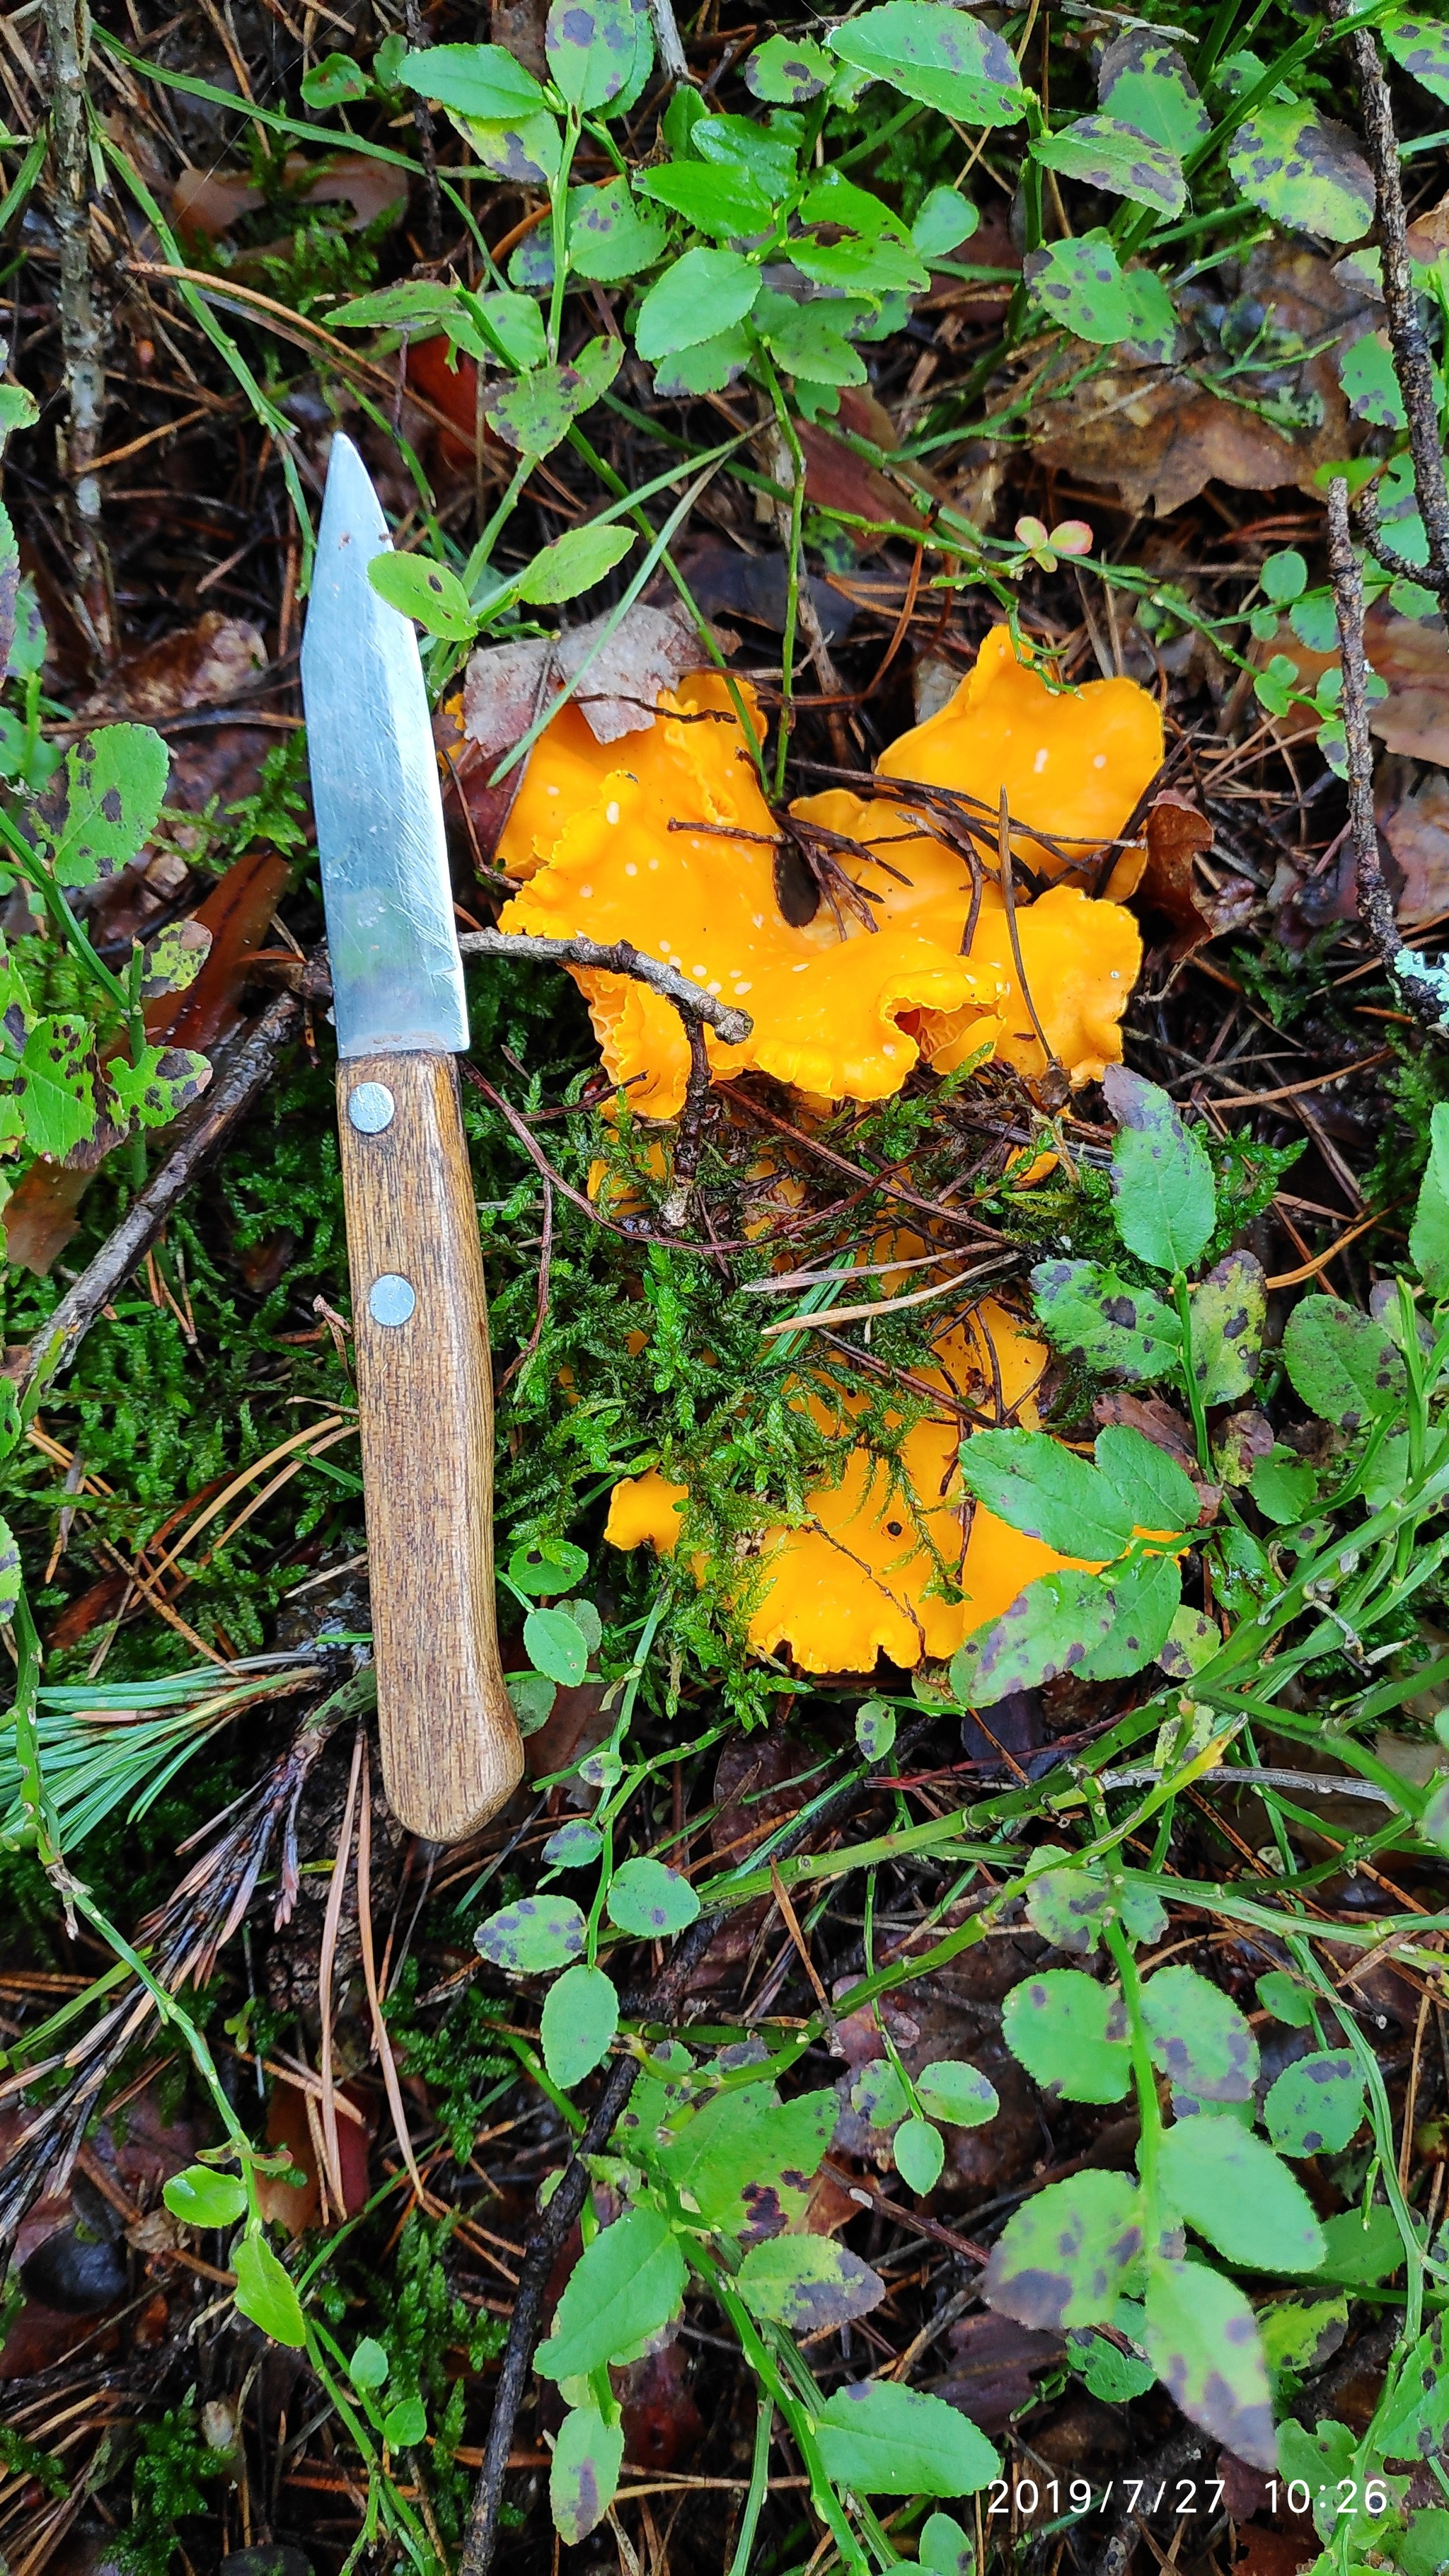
[919,2513,975,2576]
[1001,1970,1131,2103]
[1158,2117,1326,2270]
[855,1698,896,1762]
[1158,1606,1219,1677]
[1032,114,1185,214]
[483,340,621,456]
[606,1856,700,1937]
[949,1568,1117,1706]
[1096,30,1209,154]
[301,50,369,107]
[545,0,640,109]
[916,2060,999,2127]
[826,2,1028,127]
[746,31,833,100]
[651,323,753,396]
[45,723,170,889]
[1143,2255,1275,2468]
[1141,1962,1259,2102]
[957,1430,1136,1558]
[1030,1258,1183,1380]
[1264,2052,1367,2156]
[0,1514,18,1620]
[1385,12,1449,105]
[475,1894,586,1975]
[1226,103,1374,242]
[17,1015,95,1160]
[107,1045,210,1132]
[1189,1250,1266,1405]
[654,2085,835,2236]
[550,2403,624,2545]
[1024,1862,1112,1955]
[1282,1294,1406,1430]
[536,2206,687,2380]
[738,2236,884,2333]
[568,178,669,283]
[850,2059,910,2129]
[983,2170,1143,2330]
[368,551,475,640]
[1024,232,1178,354]
[814,2379,1000,2495]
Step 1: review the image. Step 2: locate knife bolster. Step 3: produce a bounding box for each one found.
[337,1050,523,1842]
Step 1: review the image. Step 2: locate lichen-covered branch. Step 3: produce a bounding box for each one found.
[41,0,113,662]
[1326,476,1448,1036]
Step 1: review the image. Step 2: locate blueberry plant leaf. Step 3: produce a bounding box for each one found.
[949,1569,1118,1704]
[814,2379,1001,2495]
[1409,1102,1449,1297]
[550,2403,624,2545]
[1141,1963,1259,2102]
[399,41,546,120]
[475,1895,587,1974]
[1225,103,1375,241]
[1095,30,1209,153]
[1030,1258,1183,1380]
[105,1046,211,1132]
[745,31,833,102]
[956,1430,1136,1559]
[1281,1295,1407,1430]
[568,178,669,282]
[545,0,642,111]
[826,2,1027,125]
[1187,1251,1267,1405]
[1001,1970,1132,2103]
[1385,11,1449,105]
[606,1856,700,1936]
[17,1016,95,1159]
[1104,1067,1216,1274]
[1031,115,1186,214]
[1142,2256,1276,2468]
[232,2229,306,2348]
[737,2236,884,2333]
[635,248,761,361]
[915,2060,999,2127]
[983,2170,1143,2329]
[536,2205,686,2380]
[45,724,169,889]
[1157,2117,1327,2271]
[1264,2053,1368,2156]
[540,1963,619,2088]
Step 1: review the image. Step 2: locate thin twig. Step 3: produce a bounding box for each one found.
[458,929,751,1045]
[1325,478,1448,1037]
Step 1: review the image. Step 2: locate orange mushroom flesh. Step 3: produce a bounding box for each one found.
[605,1295,1090,1677]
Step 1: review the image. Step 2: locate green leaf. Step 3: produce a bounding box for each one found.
[655,2084,836,2234]
[232,2229,306,2348]
[536,2206,687,2379]
[482,340,621,456]
[652,323,754,396]
[541,1963,618,2088]
[957,1429,1134,1559]
[1399,2511,1449,2576]
[746,32,833,101]
[1188,1250,1266,1405]
[1226,103,1374,242]
[790,232,925,298]
[851,2059,910,2129]
[1030,1258,1182,1380]
[983,2171,1143,2330]
[693,111,797,190]
[606,1856,700,1937]
[399,40,545,118]
[1001,1970,1131,2103]
[1024,1858,1112,1955]
[1248,1454,1319,1524]
[1281,1294,1406,1430]
[18,1016,95,1160]
[1411,1100,1449,1296]
[1264,2052,1367,2157]
[1337,329,1425,429]
[525,1605,589,1686]
[1385,11,1449,105]
[1260,547,1308,604]
[826,3,1028,126]
[301,50,369,106]
[1310,2203,1409,2286]
[1259,2292,1348,2389]
[1141,1962,1259,2102]
[755,294,869,386]
[949,1569,1116,1706]
[545,0,640,109]
[1257,1970,1315,2029]
[814,2379,1000,2496]
[475,1894,587,1974]
[1023,232,1177,352]
[507,1670,556,1735]
[635,248,761,361]
[1142,2256,1274,2468]
[911,187,978,259]
[1105,1068,1216,1273]
[350,2337,389,2388]
[163,2165,248,2229]
[383,2396,427,2447]
[106,1045,210,1132]
[919,2512,975,2576]
[855,1698,896,1761]
[509,1536,589,1597]
[1096,30,1208,154]
[47,723,169,889]
[1079,1554,1181,1680]
[1094,1423,1199,1534]
[550,2404,624,2545]
[568,178,669,283]
[0,1381,21,1468]
[637,160,775,236]
[737,2236,884,2333]
[368,551,476,641]
[1158,2119,1326,2270]
[1032,115,1185,214]
[516,522,635,606]
[0,1514,18,1621]
[916,2060,999,2127]
[542,1819,603,1868]
[894,2116,945,2193]
[1158,1606,1219,1677]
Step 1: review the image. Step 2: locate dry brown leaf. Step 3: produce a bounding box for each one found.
[1380,771,1449,920]
[173,151,407,241]
[1131,788,1216,960]
[79,611,267,723]
[1030,243,1375,513]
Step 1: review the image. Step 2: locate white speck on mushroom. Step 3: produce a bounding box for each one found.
[1033,748,1049,774]
[1093,752,1107,769]
[606,800,620,825]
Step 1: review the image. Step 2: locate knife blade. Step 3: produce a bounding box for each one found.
[302,433,522,1843]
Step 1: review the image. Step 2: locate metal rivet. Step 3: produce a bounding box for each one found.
[368,1273,416,1328]
[348,1081,396,1134]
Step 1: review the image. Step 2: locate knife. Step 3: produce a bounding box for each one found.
[301,433,523,1843]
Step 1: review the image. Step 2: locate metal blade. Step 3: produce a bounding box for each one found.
[301,432,468,1060]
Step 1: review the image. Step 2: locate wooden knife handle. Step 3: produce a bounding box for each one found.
[337,1051,523,1842]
